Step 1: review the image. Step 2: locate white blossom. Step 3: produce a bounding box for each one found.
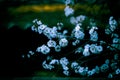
[59,38,68,47]
[76,15,86,22]
[42,60,54,70]
[85,44,90,49]
[36,46,41,52]
[71,61,79,69]
[38,24,47,31]
[57,22,64,29]
[63,30,68,35]
[113,38,120,43]
[75,24,82,31]
[96,45,103,53]
[65,0,71,5]
[63,70,69,76]
[28,50,34,55]
[64,6,74,17]
[90,31,98,41]
[47,40,56,47]
[100,64,109,72]
[32,19,37,23]
[49,59,59,65]
[60,57,69,66]
[83,48,90,56]
[57,33,66,39]
[110,25,116,32]
[74,66,81,73]
[115,68,120,74]
[74,30,85,39]
[75,47,83,54]
[55,45,61,52]
[62,65,69,71]
[70,16,77,25]
[78,67,84,74]
[36,45,50,54]
[52,26,57,31]
[38,28,42,34]
[75,39,80,44]
[87,70,95,76]
[72,39,80,46]
[43,27,52,35]
[105,28,112,35]
[109,16,117,27]
[27,54,30,58]
[72,42,76,46]
[108,16,117,32]
[49,29,58,39]
[90,44,98,54]
[31,25,37,32]
[89,26,98,34]
[36,20,42,25]
[43,27,57,39]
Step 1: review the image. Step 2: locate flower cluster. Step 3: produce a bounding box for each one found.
[21,1,120,78]
[64,5,74,17]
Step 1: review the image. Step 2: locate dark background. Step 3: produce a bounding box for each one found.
[0,0,120,78]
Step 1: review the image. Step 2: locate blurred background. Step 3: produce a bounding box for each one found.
[0,0,120,79]
[0,0,120,30]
